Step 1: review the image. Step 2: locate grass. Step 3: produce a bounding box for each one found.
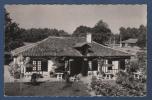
[4,81,90,96]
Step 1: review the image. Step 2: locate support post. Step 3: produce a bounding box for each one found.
[125,59,131,72]
[81,58,88,76]
[69,59,74,75]
[88,61,92,71]
[64,60,68,71]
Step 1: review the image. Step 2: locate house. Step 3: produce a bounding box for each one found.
[121,38,138,48]
[11,33,131,79]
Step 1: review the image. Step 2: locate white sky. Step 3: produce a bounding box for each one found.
[5,4,147,34]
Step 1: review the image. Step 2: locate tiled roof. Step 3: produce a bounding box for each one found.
[12,36,131,57]
[89,41,131,57]
[73,42,91,48]
[121,39,138,43]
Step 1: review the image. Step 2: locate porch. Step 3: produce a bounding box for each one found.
[20,56,130,81]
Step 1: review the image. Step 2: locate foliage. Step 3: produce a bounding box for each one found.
[137,25,147,48]
[5,9,24,51]
[73,26,92,37]
[90,72,146,96]
[8,62,21,79]
[8,56,34,79]
[92,20,112,44]
[126,61,139,73]
[116,71,146,96]
[72,20,112,45]
[119,25,147,48]
[21,28,70,42]
[108,34,121,44]
[136,50,147,76]
[5,10,70,51]
[116,71,134,86]
[90,78,128,96]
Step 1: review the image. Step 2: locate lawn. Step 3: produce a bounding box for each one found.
[4,81,90,96]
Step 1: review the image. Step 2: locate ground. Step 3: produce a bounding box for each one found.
[4,65,90,96]
[4,65,116,96]
[4,81,90,96]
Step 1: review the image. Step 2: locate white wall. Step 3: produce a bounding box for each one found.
[112,61,119,69]
[48,60,56,72]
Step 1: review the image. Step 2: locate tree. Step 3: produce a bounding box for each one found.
[20,28,70,42]
[137,25,147,48]
[119,25,146,48]
[72,20,112,45]
[5,10,24,51]
[119,27,130,41]
[72,25,92,37]
[91,20,112,44]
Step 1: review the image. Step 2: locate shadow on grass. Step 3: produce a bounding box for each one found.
[24,82,45,86]
[61,82,81,92]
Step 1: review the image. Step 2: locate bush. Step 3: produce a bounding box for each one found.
[116,71,146,96]
[8,61,21,79]
[90,78,128,96]
[90,71,146,96]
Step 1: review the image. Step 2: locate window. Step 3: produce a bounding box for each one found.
[37,61,41,71]
[33,61,37,71]
[32,60,41,71]
[25,59,48,72]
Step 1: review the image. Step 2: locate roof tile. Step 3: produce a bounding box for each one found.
[12,36,130,57]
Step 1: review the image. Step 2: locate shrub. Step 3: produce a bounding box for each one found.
[90,78,129,96]
[116,71,146,96]
[90,71,146,96]
[8,61,21,79]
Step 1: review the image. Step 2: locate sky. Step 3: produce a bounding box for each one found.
[5,4,147,34]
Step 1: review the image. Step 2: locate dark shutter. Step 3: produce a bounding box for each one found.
[41,60,48,71]
[120,60,125,70]
[92,60,98,71]
[81,60,89,76]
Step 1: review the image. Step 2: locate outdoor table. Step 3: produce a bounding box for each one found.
[56,73,63,80]
[104,73,114,79]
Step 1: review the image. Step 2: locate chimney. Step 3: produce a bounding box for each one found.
[86,33,92,43]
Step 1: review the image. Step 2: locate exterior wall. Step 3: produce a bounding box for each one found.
[48,60,56,73]
[111,61,119,74]
[24,57,51,77]
[21,56,128,78]
[122,43,136,48]
[99,59,126,75]
[101,59,108,73]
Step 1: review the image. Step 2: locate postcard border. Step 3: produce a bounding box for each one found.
[0,0,152,100]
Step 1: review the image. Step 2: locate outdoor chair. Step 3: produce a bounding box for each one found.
[104,73,114,80]
[70,77,76,82]
[70,75,80,82]
[56,73,63,80]
[93,71,98,76]
[88,71,92,76]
